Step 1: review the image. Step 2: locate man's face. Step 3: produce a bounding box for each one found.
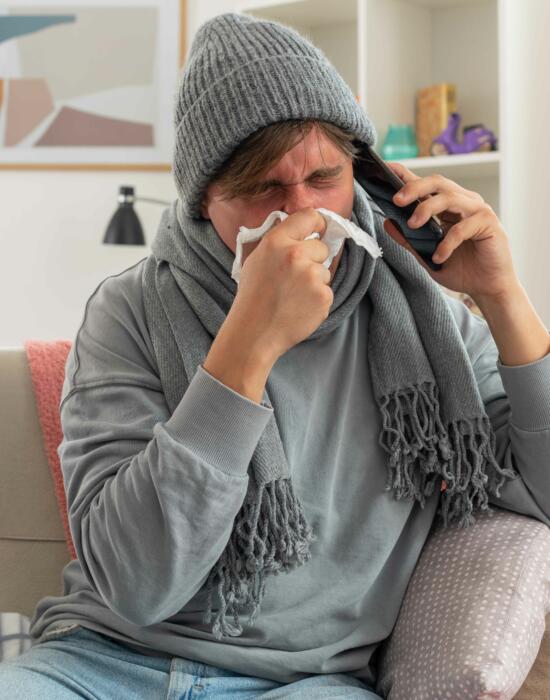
[200,127,355,282]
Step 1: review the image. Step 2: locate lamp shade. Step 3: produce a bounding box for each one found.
[103,186,146,245]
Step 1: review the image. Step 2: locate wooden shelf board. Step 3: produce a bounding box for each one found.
[388,151,500,179]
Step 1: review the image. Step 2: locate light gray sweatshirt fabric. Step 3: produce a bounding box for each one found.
[29,257,550,686]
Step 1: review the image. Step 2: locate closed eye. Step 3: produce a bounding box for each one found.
[250,175,338,196]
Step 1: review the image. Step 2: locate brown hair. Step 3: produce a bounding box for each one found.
[205,119,360,203]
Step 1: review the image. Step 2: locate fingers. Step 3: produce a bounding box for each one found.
[431,209,488,263]
[390,169,481,207]
[321,263,332,285]
[386,162,434,206]
[260,208,331,268]
[302,237,331,265]
[385,161,421,184]
[277,207,328,241]
[404,192,480,229]
[272,208,330,264]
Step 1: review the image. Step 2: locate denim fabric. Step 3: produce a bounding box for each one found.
[0,627,383,699]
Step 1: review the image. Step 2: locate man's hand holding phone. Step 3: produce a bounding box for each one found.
[383,161,519,303]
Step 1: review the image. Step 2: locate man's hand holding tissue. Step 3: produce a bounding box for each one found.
[230,207,334,358]
[202,208,332,404]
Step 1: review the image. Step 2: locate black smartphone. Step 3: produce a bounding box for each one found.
[352,139,444,271]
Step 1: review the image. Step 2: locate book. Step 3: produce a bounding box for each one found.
[415,83,457,157]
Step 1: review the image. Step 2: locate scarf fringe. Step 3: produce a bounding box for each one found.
[377,380,519,530]
[202,477,318,640]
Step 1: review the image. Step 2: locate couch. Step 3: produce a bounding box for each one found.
[1,346,549,698]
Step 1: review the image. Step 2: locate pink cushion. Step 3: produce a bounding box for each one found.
[24,340,76,560]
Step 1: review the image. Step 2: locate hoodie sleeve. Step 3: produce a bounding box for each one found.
[58,261,274,627]
[444,294,550,527]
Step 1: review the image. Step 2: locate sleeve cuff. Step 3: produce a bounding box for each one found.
[497,350,550,431]
[164,363,273,477]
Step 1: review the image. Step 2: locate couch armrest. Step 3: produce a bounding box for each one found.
[375,508,550,699]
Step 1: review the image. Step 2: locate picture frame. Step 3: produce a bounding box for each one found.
[0,0,186,171]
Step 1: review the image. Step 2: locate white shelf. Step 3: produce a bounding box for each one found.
[389,151,500,179]
[239,0,501,207]
[239,0,483,20]
[238,0,357,26]
[404,0,485,7]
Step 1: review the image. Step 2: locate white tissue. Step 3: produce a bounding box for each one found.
[231,208,383,284]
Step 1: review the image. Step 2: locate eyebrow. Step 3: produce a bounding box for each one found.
[258,164,344,188]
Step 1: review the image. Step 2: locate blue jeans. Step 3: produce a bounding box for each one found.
[0,626,383,699]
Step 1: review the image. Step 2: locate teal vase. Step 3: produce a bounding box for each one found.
[380,124,419,160]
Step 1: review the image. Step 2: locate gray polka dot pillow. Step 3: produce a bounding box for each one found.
[375,507,550,699]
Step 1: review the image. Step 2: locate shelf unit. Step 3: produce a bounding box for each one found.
[237,0,501,215]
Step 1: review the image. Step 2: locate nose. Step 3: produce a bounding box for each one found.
[281,183,318,216]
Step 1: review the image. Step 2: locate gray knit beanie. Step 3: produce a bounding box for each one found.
[172,12,378,219]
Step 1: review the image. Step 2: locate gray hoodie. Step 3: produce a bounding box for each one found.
[28,258,550,686]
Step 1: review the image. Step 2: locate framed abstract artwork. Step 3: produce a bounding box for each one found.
[0,0,186,170]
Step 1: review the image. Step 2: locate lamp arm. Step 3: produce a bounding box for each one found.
[135,196,172,206]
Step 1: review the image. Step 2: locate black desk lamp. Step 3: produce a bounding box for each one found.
[103,185,171,245]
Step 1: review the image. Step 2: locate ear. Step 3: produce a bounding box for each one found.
[200,198,210,220]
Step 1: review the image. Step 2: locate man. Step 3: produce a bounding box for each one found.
[1,11,549,700]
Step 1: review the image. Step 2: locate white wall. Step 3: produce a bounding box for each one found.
[1,170,173,346]
[2,0,549,346]
[499,0,550,322]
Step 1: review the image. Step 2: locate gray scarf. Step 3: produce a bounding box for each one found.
[142,179,518,640]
